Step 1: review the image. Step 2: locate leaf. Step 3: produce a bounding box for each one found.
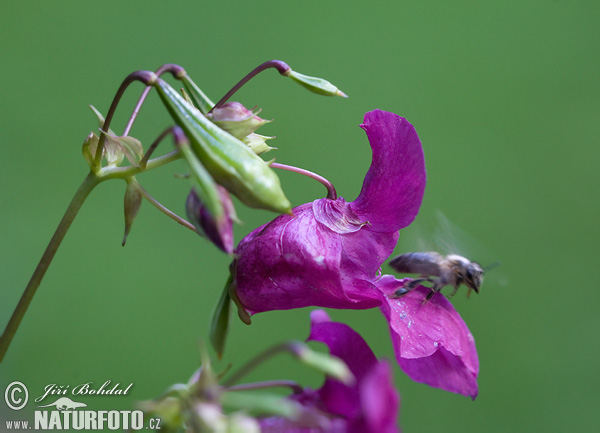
[210,274,233,358]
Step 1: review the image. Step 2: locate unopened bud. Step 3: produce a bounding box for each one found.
[186,186,235,254]
[207,102,270,140]
[287,70,348,98]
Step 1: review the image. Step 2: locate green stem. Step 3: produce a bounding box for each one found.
[222,341,304,387]
[225,380,304,394]
[137,184,197,232]
[100,149,182,181]
[0,172,101,362]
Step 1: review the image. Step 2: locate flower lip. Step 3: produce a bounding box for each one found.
[376,275,479,399]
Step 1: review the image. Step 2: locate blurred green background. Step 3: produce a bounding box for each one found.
[1,1,598,431]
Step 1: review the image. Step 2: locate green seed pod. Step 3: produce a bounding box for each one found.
[154,78,291,214]
[178,142,223,218]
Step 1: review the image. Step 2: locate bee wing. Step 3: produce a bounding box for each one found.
[433,211,508,287]
[395,211,507,286]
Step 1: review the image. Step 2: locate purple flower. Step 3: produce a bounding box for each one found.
[258,310,400,433]
[233,110,479,398]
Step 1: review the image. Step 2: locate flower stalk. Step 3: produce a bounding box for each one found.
[0,173,100,361]
[271,162,337,199]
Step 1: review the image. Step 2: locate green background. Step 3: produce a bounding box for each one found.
[1,1,598,431]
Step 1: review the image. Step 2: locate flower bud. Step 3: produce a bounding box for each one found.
[154,79,291,214]
[186,186,235,254]
[122,178,143,246]
[207,102,270,140]
[287,70,348,97]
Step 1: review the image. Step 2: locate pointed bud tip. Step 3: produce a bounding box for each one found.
[336,90,348,98]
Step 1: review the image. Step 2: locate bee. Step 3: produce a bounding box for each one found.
[389,252,484,301]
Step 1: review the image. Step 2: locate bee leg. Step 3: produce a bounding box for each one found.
[447,285,459,298]
[391,278,429,298]
[424,279,444,302]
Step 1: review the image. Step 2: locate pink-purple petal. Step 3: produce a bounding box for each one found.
[234,203,385,314]
[308,310,378,419]
[361,361,400,433]
[313,198,366,234]
[308,311,400,433]
[350,110,426,233]
[375,275,479,399]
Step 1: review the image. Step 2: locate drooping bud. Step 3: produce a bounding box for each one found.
[153,79,292,214]
[186,186,235,254]
[207,102,270,140]
[286,70,348,98]
[122,178,143,246]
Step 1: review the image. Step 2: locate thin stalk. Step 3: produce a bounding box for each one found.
[223,341,303,387]
[123,64,186,136]
[271,162,337,199]
[209,60,291,113]
[140,126,180,168]
[94,71,157,168]
[0,172,101,362]
[137,184,196,233]
[100,149,181,181]
[225,380,304,395]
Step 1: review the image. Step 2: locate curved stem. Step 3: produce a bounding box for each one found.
[137,184,197,233]
[140,126,181,168]
[209,60,291,113]
[225,380,304,395]
[0,172,101,362]
[223,341,303,387]
[94,70,157,168]
[271,162,337,199]
[123,64,186,136]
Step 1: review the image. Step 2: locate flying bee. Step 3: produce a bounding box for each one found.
[388,252,485,302]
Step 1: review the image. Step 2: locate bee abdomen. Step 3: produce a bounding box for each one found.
[389,252,444,277]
